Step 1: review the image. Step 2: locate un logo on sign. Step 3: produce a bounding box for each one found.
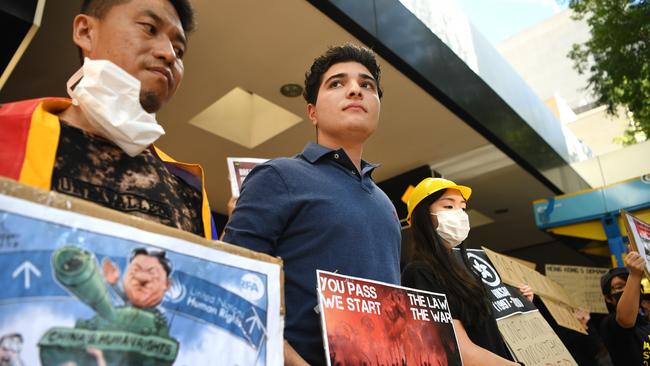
[164,278,186,304]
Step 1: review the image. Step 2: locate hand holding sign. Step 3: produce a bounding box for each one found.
[625,250,646,276]
[574,308,590,328]
[621,210,650,277]
[518,284,534,303]
[227,197,237,217]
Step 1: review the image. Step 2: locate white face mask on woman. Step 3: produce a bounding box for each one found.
[431,209,470,248]
[66,58,165,157]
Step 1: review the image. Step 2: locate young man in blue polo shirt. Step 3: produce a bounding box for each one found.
[222,44,401,365]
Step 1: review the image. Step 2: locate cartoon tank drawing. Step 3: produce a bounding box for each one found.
[39,246,178,366]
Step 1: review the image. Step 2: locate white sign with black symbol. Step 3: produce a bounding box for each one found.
[465,249,536,320]
[467,252,500,287]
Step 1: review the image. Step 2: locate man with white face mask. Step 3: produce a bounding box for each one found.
[0,0,216,239]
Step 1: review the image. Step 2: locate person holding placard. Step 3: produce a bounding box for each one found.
[223,44,401,365]
[402,178,526,365]
[599,252,650,366]
[640,278,650,321]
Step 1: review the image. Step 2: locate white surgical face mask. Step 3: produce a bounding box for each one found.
[431,209,470,248]
[66,57,165,157]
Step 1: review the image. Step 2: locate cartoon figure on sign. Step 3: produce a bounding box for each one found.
[0,333,24,366]
[38,246,179,366]
[102,248,173,323]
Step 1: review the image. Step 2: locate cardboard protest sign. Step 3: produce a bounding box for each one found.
[538,297,587,335]
[545,264,609,314]
[462,249,536,320]
[482,247,586,334]
[508,255,537,270]
[0,178,283,366]
[497,311,577,366]
[482,247,573,304]
[317,270,462,366]
[460,250,576,364]
[227,157,268,197]
[622,210,650,277]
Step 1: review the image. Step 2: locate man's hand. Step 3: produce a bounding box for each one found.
[102,257,120,285]
[284,341,309,366]
[227,197,237,217]
[574,307,590,328]
[615,249,646,328]
[625,251,646,276]
[518,284,534,302]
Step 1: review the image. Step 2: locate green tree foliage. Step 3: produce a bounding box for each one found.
[567,0,650,141]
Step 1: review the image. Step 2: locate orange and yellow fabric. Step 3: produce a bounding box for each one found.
[0,97,216,239]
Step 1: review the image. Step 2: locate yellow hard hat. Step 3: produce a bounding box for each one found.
[642,278,650,294]
[406,177,472,224]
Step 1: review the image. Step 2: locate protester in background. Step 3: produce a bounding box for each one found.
[223,44,401,365]
[640,278,650,321]
[0,0,216,239]
[401,178,523,365]
[599,254,650,366]
[534,299,608,365]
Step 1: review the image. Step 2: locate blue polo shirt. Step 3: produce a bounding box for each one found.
[223,142,401,365]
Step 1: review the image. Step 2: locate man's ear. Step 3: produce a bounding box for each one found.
[307,103,317,127]
[165,278,172,290]
[72,14,98,57]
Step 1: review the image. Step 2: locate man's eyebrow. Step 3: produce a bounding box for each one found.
[323,72,377,85]
[359,73,377,83]
[174,32,187,48]
[142,9,187,46]
[323,72,347,85]
[142,9,163,24]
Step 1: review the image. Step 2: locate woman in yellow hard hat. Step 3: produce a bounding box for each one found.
[401,177,521,365]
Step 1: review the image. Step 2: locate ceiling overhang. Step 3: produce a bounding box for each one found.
[0,0,588,255]
[310,0,591,195]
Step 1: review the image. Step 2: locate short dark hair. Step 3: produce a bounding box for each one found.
[600,267,629,295]
[130,247,173,277]
[81,0,196,33]
[303,43,383,105]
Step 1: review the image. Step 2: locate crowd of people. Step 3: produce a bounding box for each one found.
[0,0,647,365]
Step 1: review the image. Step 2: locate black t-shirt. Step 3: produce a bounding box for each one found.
[51,121,204,236]
[600,312,650,366]
[401,261,513,361]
